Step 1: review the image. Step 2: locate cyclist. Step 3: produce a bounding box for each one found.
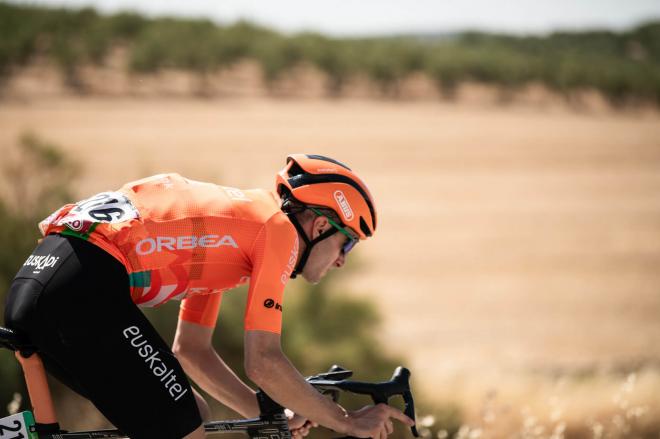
[4,154,414,439]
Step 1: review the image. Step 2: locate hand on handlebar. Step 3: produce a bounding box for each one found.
[347,404,415,439]
[286,409,319,439]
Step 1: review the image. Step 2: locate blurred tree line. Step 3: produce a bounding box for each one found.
[1,2,659,105]
[0,133,458,437]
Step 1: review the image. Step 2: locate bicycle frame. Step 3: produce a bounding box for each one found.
[0,325,418,439]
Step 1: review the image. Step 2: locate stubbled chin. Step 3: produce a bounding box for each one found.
[302,272,321,284]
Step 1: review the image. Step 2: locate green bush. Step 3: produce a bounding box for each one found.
[354,39,422,95]
[630,22,660,62]
[0,3,43,75]
[130,18,217,73]
[293,34,356,95]
[251,34,303,82]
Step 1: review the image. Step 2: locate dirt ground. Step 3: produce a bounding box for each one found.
[1,95,659,434]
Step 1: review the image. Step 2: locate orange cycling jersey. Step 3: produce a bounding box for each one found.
[38,173,299,334]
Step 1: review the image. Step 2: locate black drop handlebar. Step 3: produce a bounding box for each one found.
[255,365,419,438]
[305,365,419,437]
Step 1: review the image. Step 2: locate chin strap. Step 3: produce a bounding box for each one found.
[285,211,338,279]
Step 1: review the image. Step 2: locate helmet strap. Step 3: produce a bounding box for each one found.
[285,212,338,279]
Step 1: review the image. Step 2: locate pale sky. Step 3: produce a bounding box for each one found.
[12,0,660,36]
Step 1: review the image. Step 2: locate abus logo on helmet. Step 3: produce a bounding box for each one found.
[334,190,354,221]
[135,234,238,256]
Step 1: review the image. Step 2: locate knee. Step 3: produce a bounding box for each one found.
[4,278,42,332]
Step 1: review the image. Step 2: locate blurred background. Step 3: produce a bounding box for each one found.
[1,1,659,438]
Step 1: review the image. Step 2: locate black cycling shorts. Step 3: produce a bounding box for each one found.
[4,234,202,439]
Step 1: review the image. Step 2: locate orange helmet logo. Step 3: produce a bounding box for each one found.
[334,190,354,222]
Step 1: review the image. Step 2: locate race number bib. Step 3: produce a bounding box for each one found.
[0,411,37,439]
[56,191,140,233]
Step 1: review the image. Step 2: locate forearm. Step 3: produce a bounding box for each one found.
[176,345,260,418]
[250,352,350,434]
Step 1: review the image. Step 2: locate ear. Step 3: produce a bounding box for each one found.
[311,215,330,239]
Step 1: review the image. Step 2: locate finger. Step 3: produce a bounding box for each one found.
[380,425,388,439]
[386,420,394,435]
[385,407,415,426]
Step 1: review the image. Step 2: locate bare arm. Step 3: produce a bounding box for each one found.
[245,331,415,438]
[174,320,414,438]
[244,330,352,434]
[173,319,260,418]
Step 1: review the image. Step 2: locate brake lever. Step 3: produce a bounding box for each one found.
[307,365,354,382]
[371,367,419,437]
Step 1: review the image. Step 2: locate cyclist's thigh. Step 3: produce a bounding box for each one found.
[5,237,90,397]
[51,295,202,439]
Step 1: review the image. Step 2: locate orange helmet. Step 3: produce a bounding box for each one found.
[276,154,377,239]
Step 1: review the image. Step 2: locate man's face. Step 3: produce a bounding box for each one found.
[301,217,350,284]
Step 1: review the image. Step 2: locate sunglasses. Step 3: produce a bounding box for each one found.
[308,207,359,255]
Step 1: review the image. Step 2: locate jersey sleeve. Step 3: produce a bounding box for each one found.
[179,293,223,327]
[38,204,75,236]
[244,212,299,334]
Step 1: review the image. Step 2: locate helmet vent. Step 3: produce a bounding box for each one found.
[360,217,372,237]
[288,161,307,177]
[306,154,352,171]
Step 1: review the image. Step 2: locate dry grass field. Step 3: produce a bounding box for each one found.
[1,93,659,437]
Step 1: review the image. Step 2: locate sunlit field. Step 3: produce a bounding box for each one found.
[1,94,659,437]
